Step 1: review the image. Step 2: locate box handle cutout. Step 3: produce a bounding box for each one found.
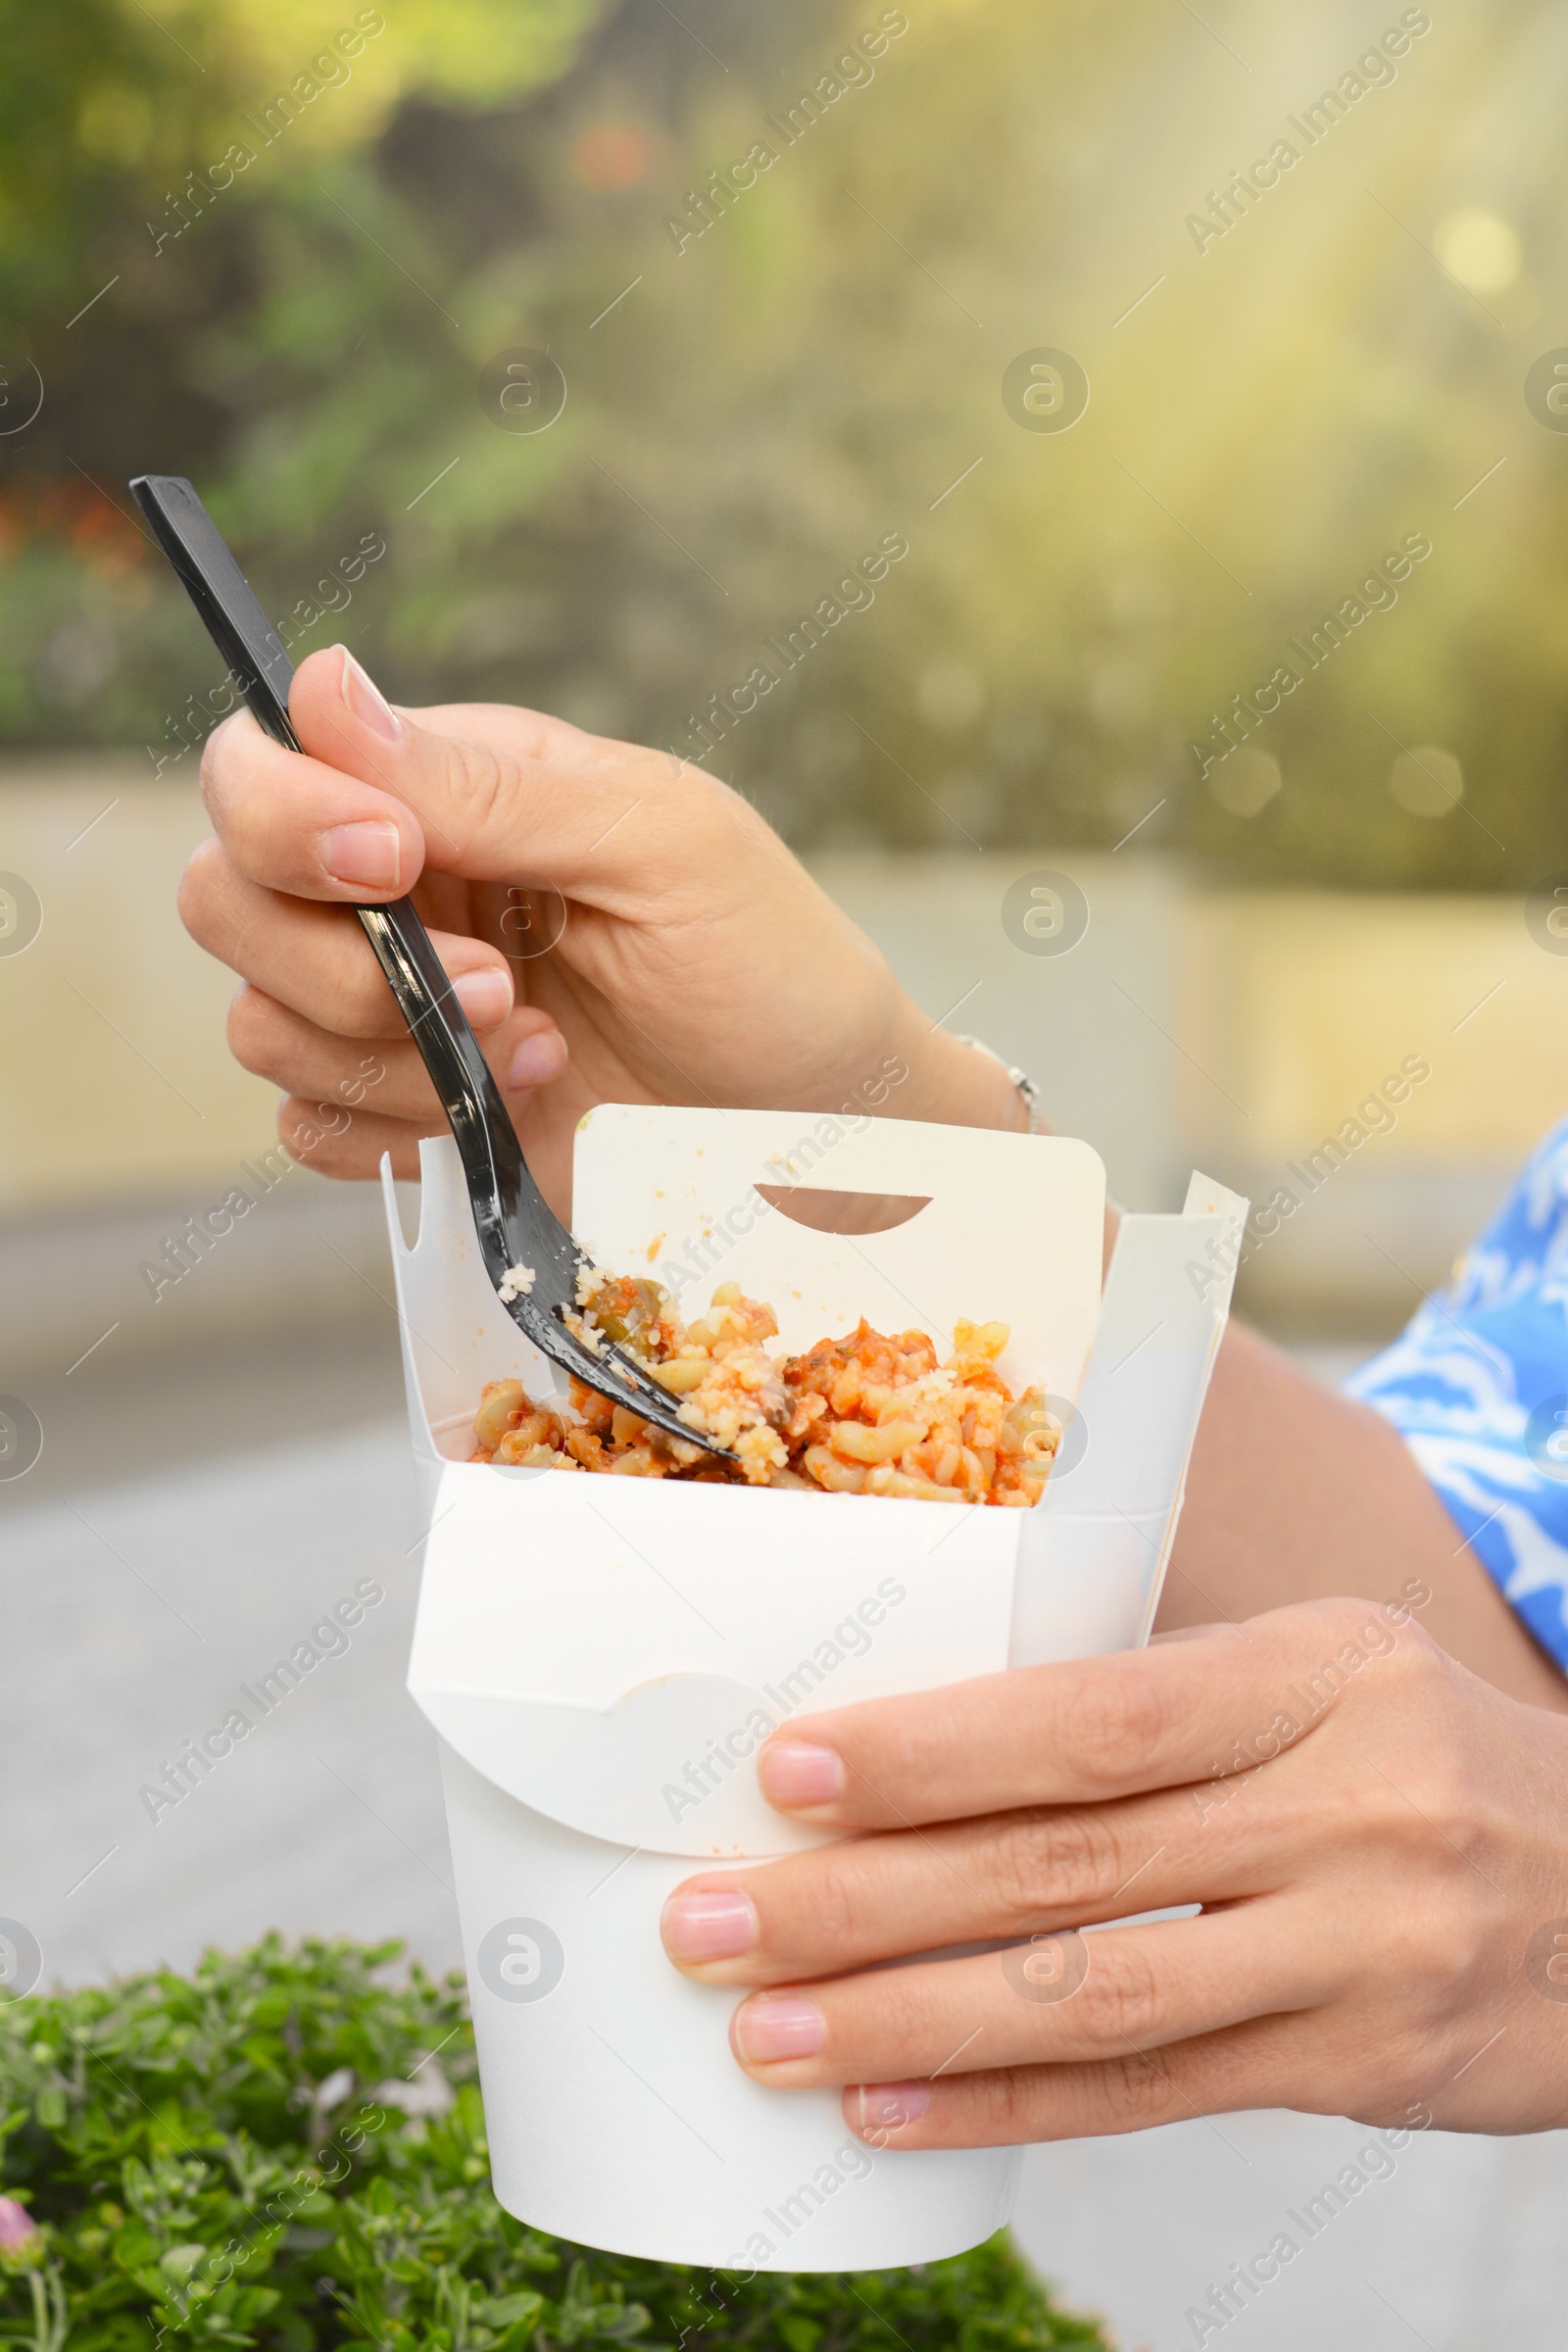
[754,1184,932,1236]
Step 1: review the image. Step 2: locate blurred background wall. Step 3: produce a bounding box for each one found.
[4,763,1563,1402]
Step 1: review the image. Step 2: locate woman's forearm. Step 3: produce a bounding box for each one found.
[1163,1320,1568,1711]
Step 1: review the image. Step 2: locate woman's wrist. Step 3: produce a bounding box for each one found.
[885,1005,1036,1134]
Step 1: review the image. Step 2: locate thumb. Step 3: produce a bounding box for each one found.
[288,642,648,889]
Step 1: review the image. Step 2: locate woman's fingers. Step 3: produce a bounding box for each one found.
[199,699,428,905]
[723,1903,1317,2092]
[662,1768,1306,1988]
[846,2016,1442,2151]
[227,986,566,1121]
[276,1096,435,1181]
[203,645,714,906]
[180,841,517,1038]
[843,2015,1339,2150]
[190,663,933,1129]
[758,1597,1426,1831]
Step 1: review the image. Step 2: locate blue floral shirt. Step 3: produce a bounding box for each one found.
[1346,1116,1568,1675]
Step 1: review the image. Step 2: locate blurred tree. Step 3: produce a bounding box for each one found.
[2,0,1567,893]
[0,0,614,742]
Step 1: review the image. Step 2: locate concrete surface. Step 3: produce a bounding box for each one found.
[3,1414,453,1989]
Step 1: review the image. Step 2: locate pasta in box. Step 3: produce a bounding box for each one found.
[382,1109,1244,2270]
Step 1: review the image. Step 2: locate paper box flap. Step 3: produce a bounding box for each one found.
[573,1103,1106,1402]
[421,1679,835,1858]
[1011,1172,1247,1663]
[1046,1191,1239,1516]
[407,1470,1024,1855]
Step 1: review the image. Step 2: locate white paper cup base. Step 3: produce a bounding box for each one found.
[445,1746,1022,2270]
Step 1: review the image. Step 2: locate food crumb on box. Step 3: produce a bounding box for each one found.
[470,1276,1061,1504]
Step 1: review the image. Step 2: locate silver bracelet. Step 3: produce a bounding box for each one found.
[956,1034,1045,1134]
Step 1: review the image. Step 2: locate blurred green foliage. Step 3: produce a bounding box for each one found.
[2,0,1566,888]
[0,1936,1105,2350]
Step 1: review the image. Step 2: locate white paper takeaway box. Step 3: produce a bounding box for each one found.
[384,1111,1244,2271]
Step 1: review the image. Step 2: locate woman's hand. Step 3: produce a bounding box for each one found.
[660,1595,1568,2143]
[178,646,1021,1208]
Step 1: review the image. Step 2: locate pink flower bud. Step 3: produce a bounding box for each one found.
[0,2197,40,2254]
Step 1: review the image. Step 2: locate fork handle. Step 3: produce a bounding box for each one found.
[353,902,575,1297]
[132,474,736,1454]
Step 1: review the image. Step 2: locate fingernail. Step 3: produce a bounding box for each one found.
[320,820,401,890]
[661,1889,758,1964]
[451,967,514,1028]
[339,647,402,742]
[732,1994,824,2065]
[759,1741,844,1810]
[856,2081,931,2137]
[506,1029,565,1092]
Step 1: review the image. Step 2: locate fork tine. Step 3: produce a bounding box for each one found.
[503,1295,722,1456]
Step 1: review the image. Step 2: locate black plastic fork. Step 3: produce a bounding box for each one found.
[130,472,727,1457]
